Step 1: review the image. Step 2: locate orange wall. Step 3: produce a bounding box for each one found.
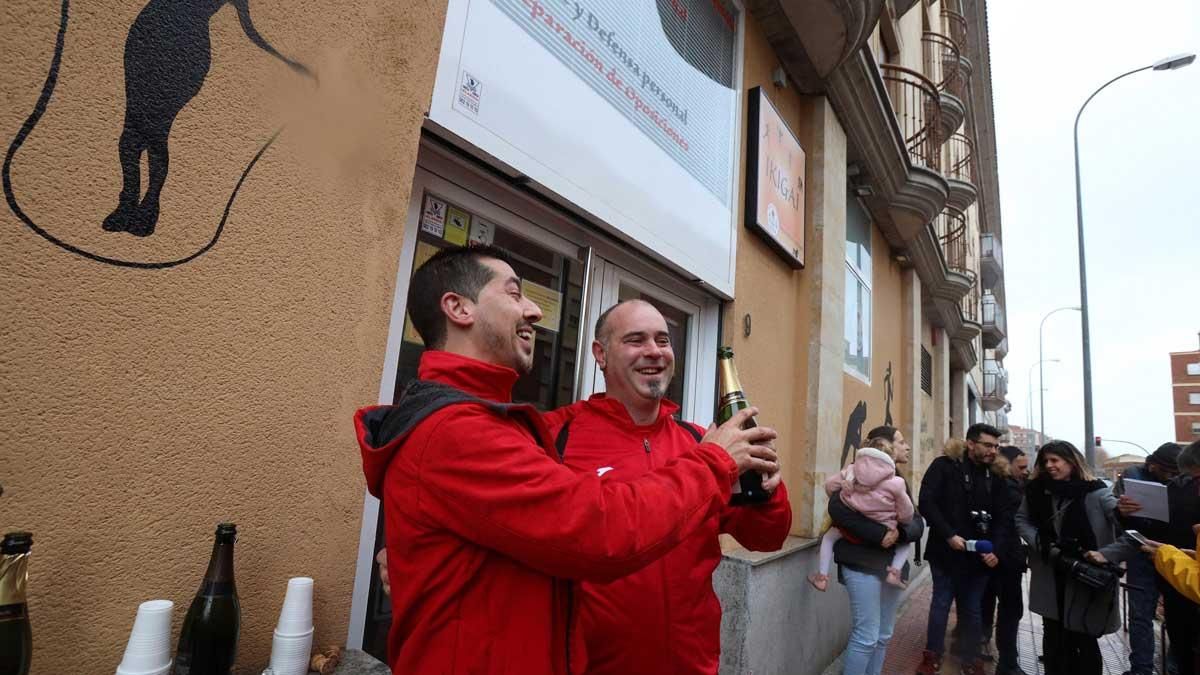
[0,1,444,671]
[721,13,822,539]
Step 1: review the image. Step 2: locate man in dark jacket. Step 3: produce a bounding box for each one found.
[916,423,1011,675]
[980,446,1030,675]
[1115,442,1182,675]
[1121,441,1200,675]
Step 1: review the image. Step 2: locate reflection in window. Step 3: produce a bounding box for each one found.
[844,197,872,378]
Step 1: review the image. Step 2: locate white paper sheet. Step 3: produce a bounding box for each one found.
[1123,478,1170,523]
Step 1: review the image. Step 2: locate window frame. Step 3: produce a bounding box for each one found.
[843,197,873,383]
[1187,362,1200,376]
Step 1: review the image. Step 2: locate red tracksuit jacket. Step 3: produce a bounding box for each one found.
[355,351,740,675]
[543,395,793,675]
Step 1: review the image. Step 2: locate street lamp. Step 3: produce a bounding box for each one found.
[1027,359,1060,430]
[1039,306,1080,441]
[1073,52,1196,467]
[1100,439,1149,454]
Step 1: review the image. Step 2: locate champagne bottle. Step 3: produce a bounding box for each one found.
[0,532,33,675]
[174,523,240,675]
[716,347,771,505]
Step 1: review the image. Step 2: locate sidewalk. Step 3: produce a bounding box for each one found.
[824,565,1166,674]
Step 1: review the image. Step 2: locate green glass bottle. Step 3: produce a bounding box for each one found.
[173,523,240,675]
[0,531,33,675]
[716,347,770,505]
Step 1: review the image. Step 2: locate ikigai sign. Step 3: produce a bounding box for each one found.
[430,0,741,296]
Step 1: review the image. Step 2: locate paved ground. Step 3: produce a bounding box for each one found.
[823,564,1169,675]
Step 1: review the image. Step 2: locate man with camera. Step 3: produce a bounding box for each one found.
[916,423,1013,675]
[1114,442,1182,675]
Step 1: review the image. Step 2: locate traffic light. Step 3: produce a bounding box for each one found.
[1095,436,1102,447]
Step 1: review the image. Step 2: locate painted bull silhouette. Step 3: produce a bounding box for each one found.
[102,0,311,236]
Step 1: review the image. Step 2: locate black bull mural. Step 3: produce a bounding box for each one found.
[3,0,313,268]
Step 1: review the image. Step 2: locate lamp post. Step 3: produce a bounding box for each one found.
[1027,359,1060,430]
[1073,52,1196,467]
[1039,307,1080,442]
[1101,439,1149,454]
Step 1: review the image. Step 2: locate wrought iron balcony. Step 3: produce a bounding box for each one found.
[880,64,942,173]
[934,206,973,280]
[945,133,978,210]
[961,276,981,327]
[982,357,1008,412]
[942,9,970,59]
[980,232,1003,289]
[922,32,966,138]
[982,290,1006,348]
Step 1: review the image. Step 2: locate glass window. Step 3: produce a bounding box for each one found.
[1192,421,1200,435]
[1187,362,1200,376]
[844,197,872,378]
[1190,392,1200,405]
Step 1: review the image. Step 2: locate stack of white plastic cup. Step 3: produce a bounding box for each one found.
[115,600,174,675]
[268,577,314,675]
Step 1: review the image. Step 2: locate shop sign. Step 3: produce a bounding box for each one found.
[745,87,805,269]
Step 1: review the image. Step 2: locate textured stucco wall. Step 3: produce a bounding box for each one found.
[0,1,445,672]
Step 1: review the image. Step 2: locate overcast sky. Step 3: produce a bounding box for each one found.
[988,0,1200,456]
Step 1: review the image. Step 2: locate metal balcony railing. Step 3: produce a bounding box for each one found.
[947,133,976,185]
[982,291,1007,334]
[983,358,1008,400]
[980,232,1002,268]
[880,64,942,172]
[962,277,980,324]
[942,9,969,54]
[922,32,966,102]
[934,207,972,277]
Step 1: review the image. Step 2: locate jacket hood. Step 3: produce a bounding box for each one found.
[356,351,522,497]
[851,447,897,489]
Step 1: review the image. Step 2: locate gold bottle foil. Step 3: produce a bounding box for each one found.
[0,551,30,606]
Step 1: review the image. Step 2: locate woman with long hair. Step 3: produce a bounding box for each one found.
[1015,440,1138,674]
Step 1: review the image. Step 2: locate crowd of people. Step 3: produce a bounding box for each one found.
[358,244,1200,675]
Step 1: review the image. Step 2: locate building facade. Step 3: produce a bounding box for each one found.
[1008,424,1044,455]
[1,0,1010,672]
[1172,343,1200,444]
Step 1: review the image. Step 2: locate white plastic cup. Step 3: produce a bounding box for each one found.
[275,577,314,636]
[115,600,174,675]
[268,628,314,675]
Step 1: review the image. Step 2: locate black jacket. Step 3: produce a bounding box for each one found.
[1166,473,1200,549]
[998,476,1027,572]
[830,484,925,581]
[918,454,1013,571]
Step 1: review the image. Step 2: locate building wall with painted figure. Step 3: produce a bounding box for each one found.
[1,0,447,671]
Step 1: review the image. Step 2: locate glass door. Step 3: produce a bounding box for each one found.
[359,168,588,660]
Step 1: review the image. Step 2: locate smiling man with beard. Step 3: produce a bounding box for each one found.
[541,299,793,675]
[355,247,780,675]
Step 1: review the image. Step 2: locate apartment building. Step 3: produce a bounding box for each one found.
[1,1,1011,671]
[1172,342,1200,444]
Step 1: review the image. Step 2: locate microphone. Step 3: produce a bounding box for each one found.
[965,540,993,554]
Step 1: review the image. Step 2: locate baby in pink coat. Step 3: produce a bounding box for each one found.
[809,438,915,590]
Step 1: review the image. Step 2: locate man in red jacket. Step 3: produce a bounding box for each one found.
[542,299,792,674]
[355,246,779,675]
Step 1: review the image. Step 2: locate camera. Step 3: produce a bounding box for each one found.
[1050,546,1124,591]
[970,510,992,537]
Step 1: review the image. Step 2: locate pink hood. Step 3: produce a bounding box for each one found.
[849,447,897,490]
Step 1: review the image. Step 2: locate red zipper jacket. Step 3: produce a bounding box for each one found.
[354,351,740,675]
[543,395,792,675]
